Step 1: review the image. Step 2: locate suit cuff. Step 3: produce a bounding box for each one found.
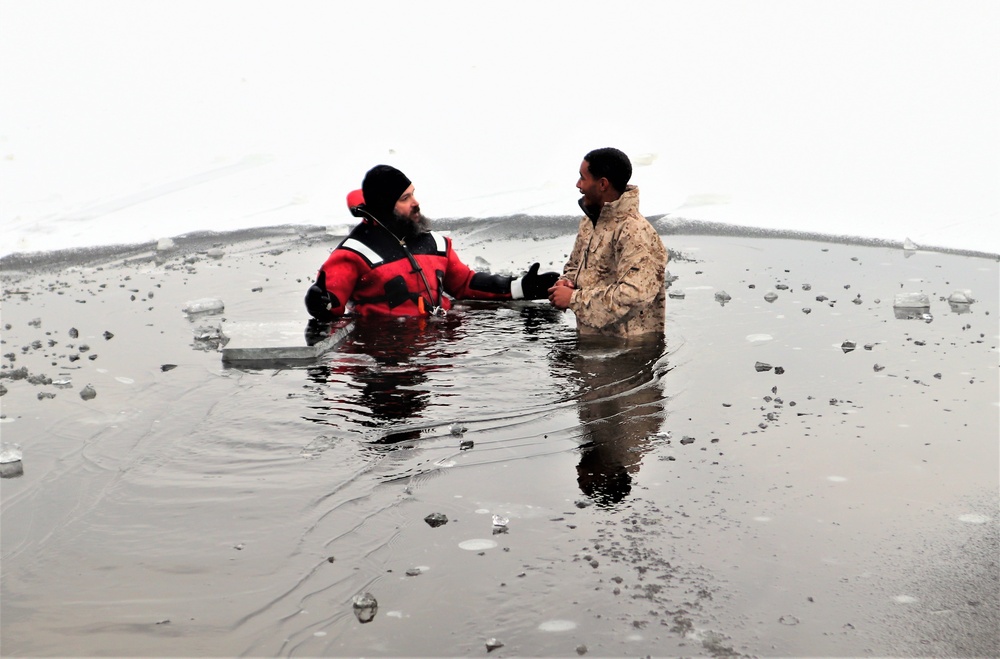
[510,276,525,300]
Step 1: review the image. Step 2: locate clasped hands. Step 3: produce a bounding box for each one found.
[548,279,574,309]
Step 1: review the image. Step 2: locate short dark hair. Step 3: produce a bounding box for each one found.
[584,148,632,193]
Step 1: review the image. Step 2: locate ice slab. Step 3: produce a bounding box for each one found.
[221,320,354,365]
[893,292,930,308]
[183,298,225,315]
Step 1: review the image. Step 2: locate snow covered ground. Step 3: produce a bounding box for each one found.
[2,0,997,256]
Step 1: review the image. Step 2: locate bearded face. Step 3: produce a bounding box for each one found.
[392,207,431,239]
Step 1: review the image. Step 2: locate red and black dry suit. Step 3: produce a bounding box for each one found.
[314,220,517,318]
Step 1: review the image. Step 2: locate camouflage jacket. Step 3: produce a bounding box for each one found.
[560,186,668,337]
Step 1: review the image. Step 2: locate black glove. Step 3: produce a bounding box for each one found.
[514,262,560,300]
[304,271,340,321]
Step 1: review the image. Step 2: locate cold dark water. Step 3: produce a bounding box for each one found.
[1,226,997,657]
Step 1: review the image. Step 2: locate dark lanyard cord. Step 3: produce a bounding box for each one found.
[353,207,440,309]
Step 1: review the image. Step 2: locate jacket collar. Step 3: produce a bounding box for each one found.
[579,185,640,226]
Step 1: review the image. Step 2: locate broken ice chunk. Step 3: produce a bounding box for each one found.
[947,290,974,304]
[183,298,225,315]
[424,513,448,528]
[352,593,378,624]
[893,292,930,308]
[0,442,23,478]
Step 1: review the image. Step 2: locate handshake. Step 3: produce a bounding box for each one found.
[511,263,561,300]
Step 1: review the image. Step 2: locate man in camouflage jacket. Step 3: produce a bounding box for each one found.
[548,148,668,338]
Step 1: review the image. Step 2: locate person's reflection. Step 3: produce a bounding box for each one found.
[552,335,669,506]
[305,316,464,445]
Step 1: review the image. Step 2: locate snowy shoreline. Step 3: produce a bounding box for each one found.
[2,217,997,275]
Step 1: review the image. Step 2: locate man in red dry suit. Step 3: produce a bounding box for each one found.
[306,165,558,320]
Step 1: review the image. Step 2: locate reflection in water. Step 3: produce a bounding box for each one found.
[303,309,669,507]
[305,315,466,445]
[552,335,669,506]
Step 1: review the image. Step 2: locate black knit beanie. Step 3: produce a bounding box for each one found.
[362,165,412,222]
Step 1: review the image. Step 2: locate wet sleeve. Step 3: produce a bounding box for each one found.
[570,222,665,329]
[318,249,363,316]
[441,238,515,300]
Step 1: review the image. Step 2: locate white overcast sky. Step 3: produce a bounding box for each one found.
[1,0,998,253]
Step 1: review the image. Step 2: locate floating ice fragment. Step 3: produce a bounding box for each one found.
[352,592,378,624]
[492,514,509,528]
[902,237,918,251]
[207,248,225,259]
[841,340,856,353]
[746,334,773,343]
[947,289,974,304]
[182,298,225,315]
[893,595,918,604]
[714,291,731,303]
[538,620,578,632]
[156,237,176,251]
[450,423,467,436]
[0,442,23,478]
[192,324,228,351]
[485,638,504,652]
[763,291,778,303]
[424,512,448,528]
[958,513,990,524]
[826,475,848,482]
[754,361,773,372]
[668,290,685,299]
[458,539,498,551]
[68,327,79,339]
[0,460,23,478]
[893,293,930,309]
[473,256,491,273]
[79,384,97,400]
